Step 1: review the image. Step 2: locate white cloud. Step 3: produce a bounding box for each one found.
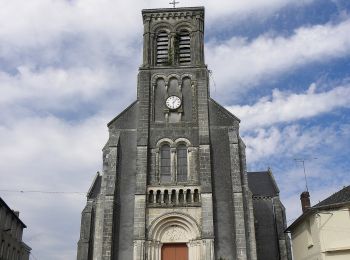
[0,0,316,63]
[244,123,350,221]
[0,1,347,259]
[0,114,108,259]
[207,18,350,96]
[279,164,349,222]
[227,83,350,129]
[244,123,350,163]
[0,64,138,113]
[0,0,320,113]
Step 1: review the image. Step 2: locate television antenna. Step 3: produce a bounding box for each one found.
[294,157,317,192]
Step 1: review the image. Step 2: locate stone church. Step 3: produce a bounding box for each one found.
[77,6,292,260]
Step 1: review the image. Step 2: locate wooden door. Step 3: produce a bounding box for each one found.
[161,243,188,260]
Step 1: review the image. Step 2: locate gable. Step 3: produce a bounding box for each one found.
[107,101,138,129]
[208,98,240,127]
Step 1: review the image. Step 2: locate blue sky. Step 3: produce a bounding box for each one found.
[0,0,349,259]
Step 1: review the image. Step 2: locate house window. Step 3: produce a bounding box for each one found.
[156,31,169,65]
[160,144,171,182]
[177,144,188,182]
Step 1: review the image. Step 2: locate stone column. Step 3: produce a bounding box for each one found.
[133,240,145,260]
[171,148,177,182]
[155,148,160,183]
[189,240,201,260]
[202,239,214,260]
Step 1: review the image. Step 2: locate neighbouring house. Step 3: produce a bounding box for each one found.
[0,197,31,260]
[286,186,350,260]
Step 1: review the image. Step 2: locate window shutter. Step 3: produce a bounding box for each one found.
[156,32,169,65]
[178,30,191,65]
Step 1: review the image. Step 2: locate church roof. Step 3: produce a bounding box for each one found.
[87,172,102,199]
[247,170,280,197]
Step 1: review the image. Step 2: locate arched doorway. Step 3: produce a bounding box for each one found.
[147,213,202,260]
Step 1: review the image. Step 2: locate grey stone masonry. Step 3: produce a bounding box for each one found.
[91,132,120,260]
[77,202,93,260]
[228,129,255,260]
[77,6,292,260]
[272,198,293,260]
[141,7,205,67]
[239,138,257,260]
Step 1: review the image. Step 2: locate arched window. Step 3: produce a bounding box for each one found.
[156,31,169,65]
[163,190,169,204]
[148,190,154,204]
[177,30,191,64]
[171,190,176,204]
[156,190,161,204]
[177,144,187,182]
[178,189,184,204]
[193,189,199,203]
[160,144,171,182]
[186,189,191,203]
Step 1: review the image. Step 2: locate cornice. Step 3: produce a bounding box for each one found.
[142,7,204,21]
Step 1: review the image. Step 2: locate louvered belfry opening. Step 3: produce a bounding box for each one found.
[178,30,191,65]
[156,31,169,65]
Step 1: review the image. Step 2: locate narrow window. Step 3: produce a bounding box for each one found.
[193,189,199,203]
[178,189,184,204]
[160,144,171,182]
[186,189,191,203]
[148,190,154,204]
[177,144,188,182]
[156,190,161,204]
[163,190,169,204]
[156,31,169,65]
[178,30,191,64]
[171,190,176,204]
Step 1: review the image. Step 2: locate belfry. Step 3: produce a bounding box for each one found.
[77,6,292,260]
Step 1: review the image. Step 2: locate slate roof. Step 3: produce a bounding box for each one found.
[247,170,280,197]
[314,185,350,207]
[87,172,102,199]
[286,185,350,232]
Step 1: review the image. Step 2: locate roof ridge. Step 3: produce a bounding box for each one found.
[314,185,350,207]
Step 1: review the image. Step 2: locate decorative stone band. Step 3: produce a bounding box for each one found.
[146,186,201,207]
[142,8,204,22]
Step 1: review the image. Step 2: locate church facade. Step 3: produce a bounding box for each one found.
[77,7,292,260]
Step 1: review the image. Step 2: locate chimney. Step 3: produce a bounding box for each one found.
[300,191,311,213]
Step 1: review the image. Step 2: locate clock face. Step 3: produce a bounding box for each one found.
[165,96,181,110]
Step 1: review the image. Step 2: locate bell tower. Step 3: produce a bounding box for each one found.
[133,7,215,260]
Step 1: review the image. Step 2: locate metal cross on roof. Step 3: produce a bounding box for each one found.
[169,0,180,8]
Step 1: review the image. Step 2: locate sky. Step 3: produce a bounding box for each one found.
[0,0,349,259]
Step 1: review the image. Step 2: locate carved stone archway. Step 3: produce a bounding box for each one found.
[146,213,202,260]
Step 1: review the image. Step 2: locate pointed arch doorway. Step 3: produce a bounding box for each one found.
[161,243,188,260]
